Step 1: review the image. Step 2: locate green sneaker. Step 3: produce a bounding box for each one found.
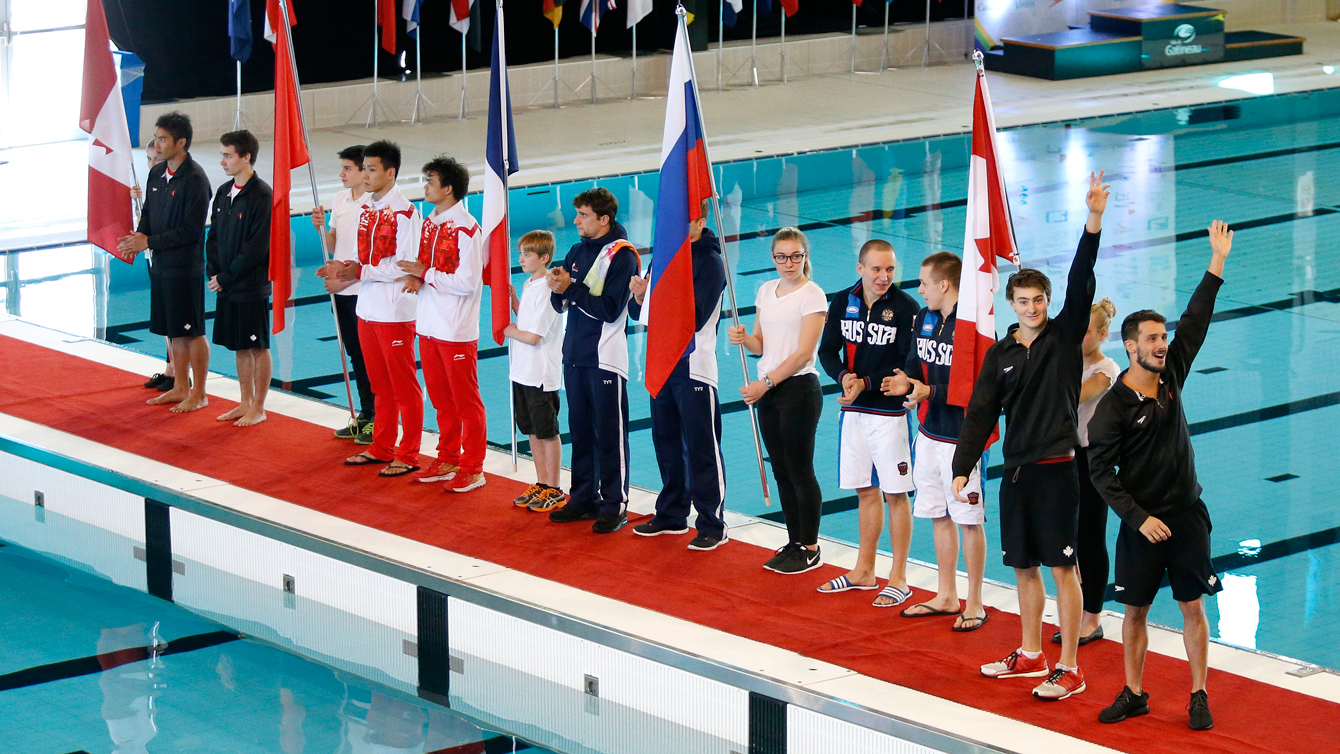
[353,419,374,445]
[334,420,359,440]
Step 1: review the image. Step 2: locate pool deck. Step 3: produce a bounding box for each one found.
[3,314,1337,754]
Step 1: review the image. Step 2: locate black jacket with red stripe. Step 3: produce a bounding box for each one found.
[817,281,919,415]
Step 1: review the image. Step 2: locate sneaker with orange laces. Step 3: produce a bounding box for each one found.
[513,484,543,507]
[527,487,567,512]
[443,472,486,493]
[414,460,459,483]
[980,649,1051,679]
[1033,666,1086,701]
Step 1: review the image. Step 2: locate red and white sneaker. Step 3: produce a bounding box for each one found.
[414,460,459,483]
[1032,666,1086,701]
[981,650,1051,679]
[443,472,486,493]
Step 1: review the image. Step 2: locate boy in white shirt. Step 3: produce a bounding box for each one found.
[318,140,424,477]
[311,144,376,443]
[504,231,567,512]
[397,156,488,493]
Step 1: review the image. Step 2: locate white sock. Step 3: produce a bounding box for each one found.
[1019,648,1042,660]
[1056,663,1077,673]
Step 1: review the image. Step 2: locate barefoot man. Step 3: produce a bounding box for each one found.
[118,112,212,413]
[206,130,273,427]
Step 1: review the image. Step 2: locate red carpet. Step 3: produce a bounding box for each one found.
[0,334,1331,753]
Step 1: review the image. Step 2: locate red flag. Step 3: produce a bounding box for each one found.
[780,0,799,16]
[948,63,1018,447]
[267,0,310,334]
[379,0,398,54]
[80,0,135,264]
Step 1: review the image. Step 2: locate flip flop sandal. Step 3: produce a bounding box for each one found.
[900,602,963,618]
[379,463,421,478]
[952,612,990,632]
[872,585,913,608]
[816,575,881,594]
[345,452,388,466]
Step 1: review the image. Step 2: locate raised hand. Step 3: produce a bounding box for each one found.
[1086,170,1111,216]
[1208,220,1233,259]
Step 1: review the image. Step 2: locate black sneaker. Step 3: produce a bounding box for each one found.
[549,506,598,524]
[1098,686,1150,723]
[592,513,628,534]
[143,373,169,389]
[633,521,689,536]
[763,543,798,571]
[769,545,823,574]
[353,419,374,445]
[334,413,366,440]
[1187,690,1213,731]
[154,375,176,392]
[687,533,728,551]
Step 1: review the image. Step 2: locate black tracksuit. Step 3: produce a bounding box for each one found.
[817,281,919,416]
[205,177,273,302]
[629,229,728,539]
[952,229,1100,479]
[138,157,211,279]
[1087,271,1223,530]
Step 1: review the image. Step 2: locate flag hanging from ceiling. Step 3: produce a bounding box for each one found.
[266,0,311,333]
[483,2,519,345]
[948,61,1018,432]
[641,16,714,398]
[81,0,135,264]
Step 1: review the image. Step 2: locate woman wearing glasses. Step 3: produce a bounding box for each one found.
[728,228,828,574]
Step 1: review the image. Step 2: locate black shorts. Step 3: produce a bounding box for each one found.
[149,273,206,339]
[212,297,270,351]
[998,459,1080,569]
[1114,500,1222,606]
[513,382,560,439]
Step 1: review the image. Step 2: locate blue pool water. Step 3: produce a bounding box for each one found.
[0,538,553,754]
[5,87,1339,670]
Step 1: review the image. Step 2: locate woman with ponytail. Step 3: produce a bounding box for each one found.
[1054,296,1121,646]
[728,227,828,574]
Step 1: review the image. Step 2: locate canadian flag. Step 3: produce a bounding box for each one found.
[80,0,135,264]
[948,62,1019,417]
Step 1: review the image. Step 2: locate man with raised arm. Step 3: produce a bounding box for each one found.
[951,171,1110,702]
[1089,221,1233,732]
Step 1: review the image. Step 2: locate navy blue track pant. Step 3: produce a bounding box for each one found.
[648,375,727,540]
[564,365,630,518]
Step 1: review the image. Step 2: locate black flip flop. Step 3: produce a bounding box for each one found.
[344,452,387,466]
[378,463,421,478]
[900,603,964,618]
[952,612,990,632]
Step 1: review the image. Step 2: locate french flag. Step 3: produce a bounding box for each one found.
[948,60,1018,424]
[483,2,518,345]
[640,17,713,399]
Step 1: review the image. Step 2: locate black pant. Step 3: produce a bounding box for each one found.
[649,375,726,540]
[1076,448,1110,614]
[564,365,630,518]
[334,294,375,418]
[757,373,823,546]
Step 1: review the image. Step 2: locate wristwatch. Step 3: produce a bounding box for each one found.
[763,375,775,389]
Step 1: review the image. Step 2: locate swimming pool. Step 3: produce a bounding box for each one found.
[5,85,1339,671]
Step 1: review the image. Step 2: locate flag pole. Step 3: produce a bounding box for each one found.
[880,0,889,71]
[234,60,244,130]
[129,153,143,219]
[278,0,359,425]
[850,3,857,74]
[631,23,637,99]
[716,0,723,92]
[496,0,517,471]
[590,26,598,103]
[460,33,469,118]
[370,0,382,126]
[676,3,771,507]
[553,27,561,109]
[411,29,435,124]
[749,0,759,86]
[780,10,786,83]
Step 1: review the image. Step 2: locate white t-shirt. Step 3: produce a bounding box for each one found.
[1078,355,1120,447]
[329,189,371,297]
[510,275,566,391]
[754,278,827,381]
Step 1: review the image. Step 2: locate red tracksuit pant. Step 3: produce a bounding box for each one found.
[419,336,486,475]
[357,319,423,464]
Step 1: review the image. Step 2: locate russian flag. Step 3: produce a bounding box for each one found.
[483,2,518,345]
[580,0,617,34]
[640,17,714,398]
